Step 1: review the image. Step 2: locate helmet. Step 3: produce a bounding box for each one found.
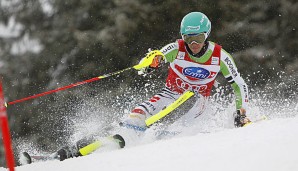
[180,12,211,37]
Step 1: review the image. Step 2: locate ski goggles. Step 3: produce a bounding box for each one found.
[182,33,207,44]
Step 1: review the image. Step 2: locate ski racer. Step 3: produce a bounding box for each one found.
[23,12,251,163]
[123,11,251,130]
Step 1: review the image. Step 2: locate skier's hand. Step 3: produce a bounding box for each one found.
[138,66,154,76]
[137,49,164,76]
[234,108,251,127]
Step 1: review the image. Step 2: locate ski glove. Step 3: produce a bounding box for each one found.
[234,108,251,127]
[137,49,164,76]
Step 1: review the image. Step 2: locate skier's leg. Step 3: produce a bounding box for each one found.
[57,88,181,160]
[116,88,181,145]
[123,87,181,127]
[169,94,209,128]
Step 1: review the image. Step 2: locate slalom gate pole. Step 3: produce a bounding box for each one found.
[5,67,134,107]
[0,81,15,171]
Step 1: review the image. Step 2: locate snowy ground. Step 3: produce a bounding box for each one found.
[2,115,298,171]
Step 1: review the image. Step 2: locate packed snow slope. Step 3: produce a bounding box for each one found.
[2,116,298,171]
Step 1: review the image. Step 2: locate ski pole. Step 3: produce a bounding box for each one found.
[5,50,164,107]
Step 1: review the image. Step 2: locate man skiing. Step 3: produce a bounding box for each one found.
[21,12,251,164]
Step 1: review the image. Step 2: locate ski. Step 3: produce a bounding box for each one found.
[119,122,147,132]
[19,134,125,165]
[19,152,32,165]
[243,115,268,127]
[119,122,180,138]
[20,151,59,165]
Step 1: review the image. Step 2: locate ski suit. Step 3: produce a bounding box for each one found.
[127,40,249,127]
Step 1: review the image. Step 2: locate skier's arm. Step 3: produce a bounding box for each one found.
[160,42,179,63]
[220,49,249,112]
[220,49,251,127]
[138,42,179,75]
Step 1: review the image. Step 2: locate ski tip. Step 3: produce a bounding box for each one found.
[113,134,126,148]
[243,121,253,127]
[260,115,268,121]
[19,152,32,165]
[243,115,268,127]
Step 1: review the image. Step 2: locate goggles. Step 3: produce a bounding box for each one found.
[182,33,207,44]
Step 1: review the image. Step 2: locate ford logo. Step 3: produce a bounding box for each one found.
[183,67,210,79]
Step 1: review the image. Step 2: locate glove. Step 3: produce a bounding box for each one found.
[234,108,251,127]
[137,49,164,76]
[138,66,154,76]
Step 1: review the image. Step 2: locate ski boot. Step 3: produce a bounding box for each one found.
[57,145,80,161]
[234,110,251,127]
[57,136,95,161]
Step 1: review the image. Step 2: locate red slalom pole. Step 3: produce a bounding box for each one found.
[6,66,134,106]
[0,81,15,171]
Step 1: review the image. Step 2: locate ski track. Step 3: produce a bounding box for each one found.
[1,116,298,171]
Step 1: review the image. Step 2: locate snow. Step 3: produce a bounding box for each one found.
[39,0,55,16]
[0,16,23,38]
[0,16,43,55]
[10,33,43,55]
[2,116,298,171]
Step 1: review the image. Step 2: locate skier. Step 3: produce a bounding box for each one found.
[122,11,250,129]
[22,12,251,163]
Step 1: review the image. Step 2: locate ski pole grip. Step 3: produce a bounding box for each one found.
[133,50,164,70]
